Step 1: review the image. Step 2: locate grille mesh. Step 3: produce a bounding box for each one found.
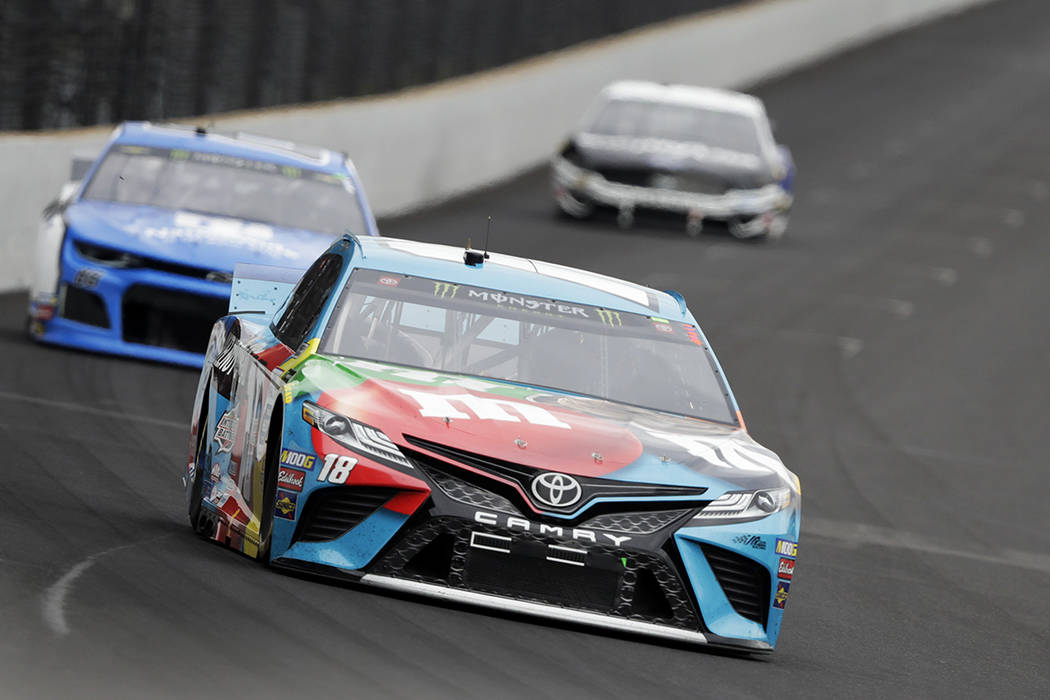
[292,487,397,543]
[698,542,770,627]
[417,461,520,515]
[580,510,689,535]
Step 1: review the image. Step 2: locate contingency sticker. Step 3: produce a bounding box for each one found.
[773,581,790,609]
[274,490,298,520]
[775,538,798,557]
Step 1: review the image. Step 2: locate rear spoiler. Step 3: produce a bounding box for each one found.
[229,263,306,317]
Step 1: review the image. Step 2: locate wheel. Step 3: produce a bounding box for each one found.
[553,188,594,220]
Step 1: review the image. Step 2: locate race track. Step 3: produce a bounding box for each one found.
[2,1,1049,697]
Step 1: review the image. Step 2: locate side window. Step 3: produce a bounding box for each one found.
[272,253,343,348]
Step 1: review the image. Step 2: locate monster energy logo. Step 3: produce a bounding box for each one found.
[433,281,460,298]
[281,166,302,178]
[596,309,622,327]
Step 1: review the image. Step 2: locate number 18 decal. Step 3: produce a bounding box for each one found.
[318,453,357,484]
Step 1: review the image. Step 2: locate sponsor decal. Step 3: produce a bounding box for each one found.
[530,472,582,508]
[653,322,673,334]
[378,276,400,287]
[398,389,571,429]
[72,268,103,289]
[466,288,590,318]
[274,490,298,519]
[213,411,234,453]
[684,326,704,348]
[277,467,306,492]
[317,453,357,485]
[778,557,795,580]
[213,338,237,376]
[773,581,790,609]
[732,534,766,550]
[775,538,798,557]
[474,511,631,547]
[596,309,622,327]
[433,281,459,298]
[280,448,316,470]
[132,211,300,261]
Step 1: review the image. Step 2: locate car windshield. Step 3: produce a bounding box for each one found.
[587,98,763,156]
[319,269,737,424]
[82,143,368,236]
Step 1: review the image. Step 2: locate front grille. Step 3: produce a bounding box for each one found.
[61,285,110,327]
[416,460,520,515]
[292,487,398,543]
[403,435,707,517]
[372,516,701,632]
[594,166,652,186]
[699,543,770,627]
[121,284,228,352]
[580,509,690,535]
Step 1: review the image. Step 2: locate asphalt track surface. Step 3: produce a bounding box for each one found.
[3,2,1050,697]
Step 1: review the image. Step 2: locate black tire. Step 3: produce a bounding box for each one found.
[188,393,215,537]
[254,404,283,564]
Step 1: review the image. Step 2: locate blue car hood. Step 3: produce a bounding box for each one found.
[65,200,337,271]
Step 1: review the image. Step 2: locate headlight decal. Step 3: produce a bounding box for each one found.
[303,401,412,469]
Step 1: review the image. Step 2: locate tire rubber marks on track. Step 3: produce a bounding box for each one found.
[0,390,184,430]
[805,517,1050,575]
[837,294,914,319]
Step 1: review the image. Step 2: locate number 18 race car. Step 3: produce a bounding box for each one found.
[185,235,801,652]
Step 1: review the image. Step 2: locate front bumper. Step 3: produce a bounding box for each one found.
[28,238,230,366]
[552,156,792,234]
[268,447,799,651]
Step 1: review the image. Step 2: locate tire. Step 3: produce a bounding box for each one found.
[254,405,283,564]
[188,391,215,538]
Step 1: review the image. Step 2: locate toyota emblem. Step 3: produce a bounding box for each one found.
[530,472,582,508]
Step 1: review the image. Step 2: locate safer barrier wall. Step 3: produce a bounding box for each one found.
[0,0,996,291]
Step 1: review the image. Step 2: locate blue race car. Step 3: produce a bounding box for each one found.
[28,122,379,366]
[185,235,802,652]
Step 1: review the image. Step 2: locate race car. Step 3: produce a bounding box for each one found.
[552,81,795,240]
[185,235,801,652]
[28,121,379,366]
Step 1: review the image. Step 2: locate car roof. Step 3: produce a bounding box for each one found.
[348,236,694,321]
[111,121,348,173]
[600,80,765,118]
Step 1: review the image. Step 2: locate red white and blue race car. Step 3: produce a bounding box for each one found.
[185,235,801,652]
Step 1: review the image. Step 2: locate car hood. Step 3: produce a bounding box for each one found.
[65,199,336,271]
[573,132,775,189]
[301,356,793,494]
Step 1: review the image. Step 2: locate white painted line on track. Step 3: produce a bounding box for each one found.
[41,535,174,636]
[42,557,99,636]
[0,390,185,430]
[805,517,1050,575]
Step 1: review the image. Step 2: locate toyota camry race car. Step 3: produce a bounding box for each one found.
[185,235,801,652]
[552,81,795,240]
[28,121,378,366]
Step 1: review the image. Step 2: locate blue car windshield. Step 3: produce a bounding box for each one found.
[82,144,368,237]
[319,269,738,424]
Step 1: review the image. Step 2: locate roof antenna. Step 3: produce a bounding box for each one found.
[483,216,492,260]
[463,217,492,266]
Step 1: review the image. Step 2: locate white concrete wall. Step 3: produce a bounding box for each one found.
[0,0,996,291]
